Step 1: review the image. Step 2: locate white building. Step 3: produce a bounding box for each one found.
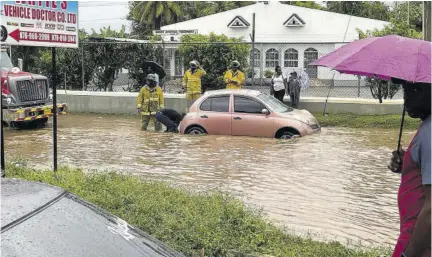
[158,1,389,83]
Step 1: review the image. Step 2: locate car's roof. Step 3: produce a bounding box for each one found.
[1,178,184,257]
[204,89,263,97]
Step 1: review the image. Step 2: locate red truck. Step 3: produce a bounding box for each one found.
[1,48,67,128]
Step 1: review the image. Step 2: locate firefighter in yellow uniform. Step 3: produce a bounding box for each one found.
[136,74,164,131]
[182,60,206,108]
[224,60,245,89]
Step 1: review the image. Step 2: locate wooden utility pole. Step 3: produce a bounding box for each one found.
[423,1,431,41]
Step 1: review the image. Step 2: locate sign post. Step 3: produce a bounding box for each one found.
[1,1,79,172]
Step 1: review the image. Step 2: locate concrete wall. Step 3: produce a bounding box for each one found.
[57,91,403,115]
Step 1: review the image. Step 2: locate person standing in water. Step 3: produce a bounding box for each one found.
[271,65,287,103]
[388,78,431,257]
[224,61,245,89]
[136,74,164,131]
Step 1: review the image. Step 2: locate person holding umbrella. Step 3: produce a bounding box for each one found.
[312,35,431,257]
[136,74,164,131]
[287,71,301,108]
[147,67,159,86]
[182,60,206,108]
[224,60,245,89]
[388,79,430,257]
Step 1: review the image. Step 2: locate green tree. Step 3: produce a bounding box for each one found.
[9,46,42,73]
[326,1,390,21]
[179,33,250,92]
[122,43,164,92]
[132,1,182,30]
[366,78,401,103]
[281,1,324,10]
[356,2,424,103]
[87,26,129,91]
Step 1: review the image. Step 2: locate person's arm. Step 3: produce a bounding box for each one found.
[137,87,143,109]
[136,87,144,114]
[199,67,206,77]
[403,123,431,257]
[182,71,188,90]
[224,71,231,84]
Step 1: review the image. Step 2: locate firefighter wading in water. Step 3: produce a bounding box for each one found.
[182,60,206,108]
[136,74,164,131]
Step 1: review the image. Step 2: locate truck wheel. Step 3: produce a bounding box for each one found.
[36,118,48,128]
[0,26,7,42]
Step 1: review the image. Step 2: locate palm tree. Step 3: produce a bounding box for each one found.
[132,1,182,30]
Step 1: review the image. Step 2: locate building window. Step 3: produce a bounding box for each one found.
[283,14,306,27]
[227,16,250,28]
[265,48,279,68]
[250,48,260,67]
[304,48,318,78]
[174,50,183,76]
[284,48,298,67]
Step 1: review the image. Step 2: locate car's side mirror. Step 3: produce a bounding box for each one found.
[261,109,269,115]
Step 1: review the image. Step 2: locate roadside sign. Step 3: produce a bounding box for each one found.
[0,1,78,48]
[153,29,198,35]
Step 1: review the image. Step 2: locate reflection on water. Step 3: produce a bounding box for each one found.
[4,114,417,247]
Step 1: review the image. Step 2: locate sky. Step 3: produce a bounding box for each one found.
[79,1,132,34]
[78,1,396,35]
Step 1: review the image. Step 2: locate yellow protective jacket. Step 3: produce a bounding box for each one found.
[136,85,164,116]
[182,68,206,94]
[224,70,245,89]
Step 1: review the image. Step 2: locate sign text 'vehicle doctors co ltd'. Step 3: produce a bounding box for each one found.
[0,1,78,48]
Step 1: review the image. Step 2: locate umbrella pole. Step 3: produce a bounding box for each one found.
[397,106,406,153]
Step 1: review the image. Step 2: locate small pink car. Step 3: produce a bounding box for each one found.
[179,89,321,139]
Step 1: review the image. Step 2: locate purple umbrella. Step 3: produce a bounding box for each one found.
[312,35,432,155]
[312,35,431,83]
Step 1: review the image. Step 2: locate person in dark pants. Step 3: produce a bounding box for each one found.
[270,66,287,103]
[287,71,301,108]
[155,109,186,133]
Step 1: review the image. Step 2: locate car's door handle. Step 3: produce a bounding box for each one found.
[200,115,208,118]
[233,117,242,120]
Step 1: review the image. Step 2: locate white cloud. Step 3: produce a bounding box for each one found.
[78,1,131,34]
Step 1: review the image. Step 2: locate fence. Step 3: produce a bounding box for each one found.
[55,40,403,100]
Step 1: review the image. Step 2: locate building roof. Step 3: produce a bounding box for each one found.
[160,1,390,43]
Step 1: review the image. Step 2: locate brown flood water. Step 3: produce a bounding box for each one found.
[3,114,417,247]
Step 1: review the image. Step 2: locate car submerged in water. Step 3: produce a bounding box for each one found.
[180,89,321,139]
[1,178,184,257]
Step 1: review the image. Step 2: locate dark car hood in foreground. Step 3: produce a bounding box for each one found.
[1,178,184,257]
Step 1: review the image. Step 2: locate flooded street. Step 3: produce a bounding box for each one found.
[3,114,417,247]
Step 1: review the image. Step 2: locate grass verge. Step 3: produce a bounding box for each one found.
[5,165,392,257]
[314,113,421,130]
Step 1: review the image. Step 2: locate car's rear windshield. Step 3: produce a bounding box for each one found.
[257,94,293,113]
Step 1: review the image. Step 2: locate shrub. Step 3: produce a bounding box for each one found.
[264,69,274,79]
[178,33,250,92]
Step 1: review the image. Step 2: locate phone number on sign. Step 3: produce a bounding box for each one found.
[20,31,76,44]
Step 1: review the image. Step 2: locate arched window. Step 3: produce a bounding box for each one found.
[250,48,260,67]
[265,48,279,67]
[284,48,298,67]
[304,48,318,78]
